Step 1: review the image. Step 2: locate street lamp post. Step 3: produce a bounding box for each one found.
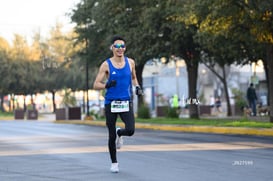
[84,0,98,118]
[86,42,89,116]
[84,0,90,117]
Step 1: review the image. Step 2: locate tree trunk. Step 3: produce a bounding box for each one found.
[0,94,4,112]
[12,95,15,111]
[186,60,199,119]
[82,93,86,114]
[222,66,232,116]
[51,90,56,113]
[23,95,26,112]
[31,94,36,110]
[266,44,273,122]
[9,96,12,112]
[136,63,145,108]
[203,63,233,116]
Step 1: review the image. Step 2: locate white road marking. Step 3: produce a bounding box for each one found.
[0,141,272,156]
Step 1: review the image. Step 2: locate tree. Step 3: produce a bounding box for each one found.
[151,0,201,118]
[0,37,11,111]
[244,1,273,122]
[189,0,273,121]
[38,23,85,112]
[0,24,85,112]
[71,0,165,107]
[70,0,202,119]
[197,32,248,117]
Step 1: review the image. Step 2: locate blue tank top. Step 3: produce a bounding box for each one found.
[105,57,132,104]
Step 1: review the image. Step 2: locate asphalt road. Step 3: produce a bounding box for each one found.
[0,120,272,181]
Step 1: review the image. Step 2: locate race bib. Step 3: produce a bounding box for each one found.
[111,100,129,113]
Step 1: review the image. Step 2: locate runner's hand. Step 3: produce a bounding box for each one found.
[135,85,143,96]
[105,80,117,88]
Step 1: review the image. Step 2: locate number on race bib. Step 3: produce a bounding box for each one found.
[111,101,129,113]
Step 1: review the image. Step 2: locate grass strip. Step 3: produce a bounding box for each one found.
[135,118,273,128]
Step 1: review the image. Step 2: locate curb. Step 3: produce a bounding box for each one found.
[55,120,273,137]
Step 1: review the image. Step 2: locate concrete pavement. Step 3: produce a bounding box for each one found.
[1,121,272,181]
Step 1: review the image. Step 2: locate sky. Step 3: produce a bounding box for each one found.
[0,0,81,44]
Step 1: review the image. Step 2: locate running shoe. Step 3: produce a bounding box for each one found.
[110,163,119,173]
[116,127,123,149]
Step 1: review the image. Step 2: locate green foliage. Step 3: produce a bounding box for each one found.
[232,88,247,108]
[136,117,273,128]
[0,111,13,117]
[0,24,85,97]
[137,104,151,119]
[167,107,179,118]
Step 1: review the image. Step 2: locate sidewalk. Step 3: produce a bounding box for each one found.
[38,113,56,122]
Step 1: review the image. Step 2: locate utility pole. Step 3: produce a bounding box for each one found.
[85,0,90,116]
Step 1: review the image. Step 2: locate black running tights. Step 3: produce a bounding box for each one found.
[105,102,135,163]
